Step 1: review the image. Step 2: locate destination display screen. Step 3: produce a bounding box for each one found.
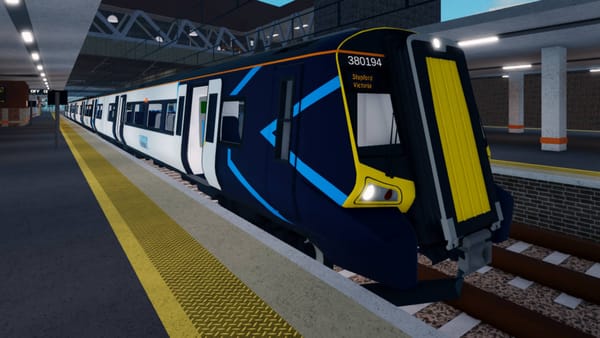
[339,52,389,93]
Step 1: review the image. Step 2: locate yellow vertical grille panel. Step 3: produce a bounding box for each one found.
[426,57,490,222]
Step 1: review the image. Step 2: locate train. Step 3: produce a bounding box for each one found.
[66,27,513,299]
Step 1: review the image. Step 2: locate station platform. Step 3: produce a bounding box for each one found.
[0,111,439,337]
[486,127,600,173]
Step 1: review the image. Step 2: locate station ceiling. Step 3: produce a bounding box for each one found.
[1,0,600,99]
[102,0,314,32]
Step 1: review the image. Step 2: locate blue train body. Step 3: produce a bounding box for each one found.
[67,27,513,293]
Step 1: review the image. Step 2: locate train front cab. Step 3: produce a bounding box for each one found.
[336,28,513,296]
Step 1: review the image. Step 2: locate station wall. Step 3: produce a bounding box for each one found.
[494,173,600,243]
[313,0,440,34]
[472,71,600,131]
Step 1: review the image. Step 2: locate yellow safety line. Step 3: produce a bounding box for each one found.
[60,121,300,337]
[61,122,197,336]
[491,159,600,178]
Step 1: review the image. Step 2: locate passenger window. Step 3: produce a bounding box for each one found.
[356,93,400,147]
[125,103,134,124]
[134,103,147,126]
[85,104,93,116]
[165,102,177,132]
[275,79,294,160]
[96,104,103,119]
[176,96,185,135]
[147,103,162,129]
[108,103,116,121]
[220,100,244,144]
[205,93,219,143]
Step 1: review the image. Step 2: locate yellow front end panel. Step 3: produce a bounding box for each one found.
[426,57,490,222]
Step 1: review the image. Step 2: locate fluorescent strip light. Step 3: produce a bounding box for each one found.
[590,68,600,73]
[5,0,20,5]
[458,36,499,47]
[502,64,532,70]
[21,30,34,43]
[31,52,40,61]
[37,65,43,71]
[502,75,509,78]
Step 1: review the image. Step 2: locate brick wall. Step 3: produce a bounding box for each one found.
[471,77,508,126]
[493,173,600,243]
[472,71,600,131]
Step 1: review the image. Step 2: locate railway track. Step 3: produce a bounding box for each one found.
[142,158,600,337]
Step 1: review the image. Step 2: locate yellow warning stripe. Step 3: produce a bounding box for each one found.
[61,121,300,337]
[491,159,600,178]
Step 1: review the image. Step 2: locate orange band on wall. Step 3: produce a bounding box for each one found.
[508,124,524,129]
[540,137,568,144]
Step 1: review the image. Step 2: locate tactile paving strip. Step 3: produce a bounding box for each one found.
[61,122,300,337]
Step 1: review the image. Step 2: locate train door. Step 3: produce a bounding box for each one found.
[201,79,222,190]
[111,96,119,141]
[91,99,97,132]
[115,94,127,145]
[186,84,208,174]
[267,64,302,219]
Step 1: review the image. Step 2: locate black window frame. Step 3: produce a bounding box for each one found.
[219,97,245,145]
[85,104,93,117]
[108,103,116,122]
[204,93,219,143]
[95,104,103,119]
[275,78,294,161]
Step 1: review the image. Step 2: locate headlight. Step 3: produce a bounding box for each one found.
[357,178,401,205]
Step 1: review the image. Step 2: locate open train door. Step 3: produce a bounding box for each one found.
[201,79,222,190]
[185,84,208,175]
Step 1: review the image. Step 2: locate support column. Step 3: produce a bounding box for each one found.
[508,72,525,133]
[541,46,567,151]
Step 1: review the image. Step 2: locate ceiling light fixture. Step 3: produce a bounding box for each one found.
[294,26,301,30]
[502,64,532,70]
[21,30,34,43]
[189,30,198,37]
[5,0,20,5]
[107,14,119,24]
[40,72,45,77]
[502,75,509,78]
[272,33,279,38]
[31,52,40,61]
[155,36,164,43]
[36,64,43,71]
[458,36,499,47]
[590,68,600,73]
[302,24,309,28]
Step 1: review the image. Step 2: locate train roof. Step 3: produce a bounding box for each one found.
[72,28,367,102]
